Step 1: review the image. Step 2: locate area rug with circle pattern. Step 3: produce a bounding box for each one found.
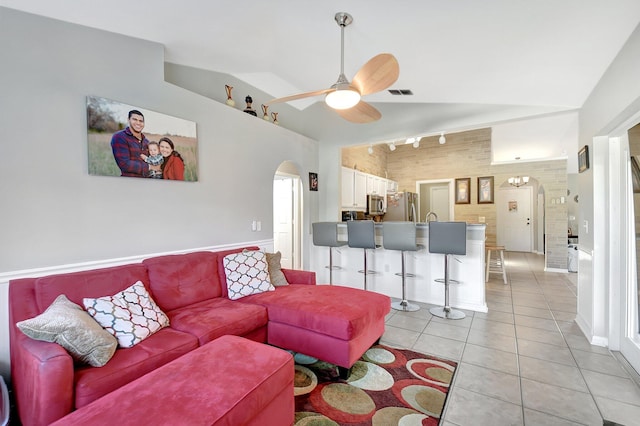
[294,345,457,425]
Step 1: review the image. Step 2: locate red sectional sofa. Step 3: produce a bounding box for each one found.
[9,246,391,426]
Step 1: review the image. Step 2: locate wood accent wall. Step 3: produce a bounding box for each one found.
[341,144,388,178]
[342,128,569,269]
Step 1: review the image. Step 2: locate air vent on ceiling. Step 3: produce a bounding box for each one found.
[388,89,413,95]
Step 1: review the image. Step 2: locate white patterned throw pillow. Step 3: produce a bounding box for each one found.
[83,281,169,348]
[223,250,275,300]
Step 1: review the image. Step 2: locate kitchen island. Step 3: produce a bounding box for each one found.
[310,222,487,313]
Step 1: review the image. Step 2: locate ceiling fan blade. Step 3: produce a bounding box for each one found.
[265,88,333,105]
[335,101,381,123]
[352,53,400,96]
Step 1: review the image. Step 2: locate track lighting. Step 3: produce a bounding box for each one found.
[368,144,373,155]
[389,142,396,151]
[413,137,420,148]
[439,132,446,145]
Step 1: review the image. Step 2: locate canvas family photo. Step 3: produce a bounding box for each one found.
[87,96,198,181]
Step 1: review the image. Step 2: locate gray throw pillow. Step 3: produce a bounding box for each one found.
[266,251,289,287]
[17,294,117,367]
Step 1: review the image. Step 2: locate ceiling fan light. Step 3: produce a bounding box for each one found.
[325,87,361,109]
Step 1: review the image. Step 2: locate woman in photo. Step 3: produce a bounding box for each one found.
[158,137,185,180]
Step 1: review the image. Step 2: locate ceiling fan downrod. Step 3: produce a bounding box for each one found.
[334,12,353,80]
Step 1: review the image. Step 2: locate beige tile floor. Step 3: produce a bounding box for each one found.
[381,251,640,426]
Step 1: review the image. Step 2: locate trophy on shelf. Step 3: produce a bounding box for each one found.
[271,112,279,125]
[243,96,257,116]
[224,85,235,107]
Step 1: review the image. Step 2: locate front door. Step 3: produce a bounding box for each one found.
[497,186,533,252]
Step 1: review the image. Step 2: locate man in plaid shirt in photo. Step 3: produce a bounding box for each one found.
[110,110,159,178]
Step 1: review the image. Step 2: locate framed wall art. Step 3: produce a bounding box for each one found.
[455,178,471,204]
[578,145,590,173]
[309,172,318,191]
[87,95,198,181]
[477,176,494,204]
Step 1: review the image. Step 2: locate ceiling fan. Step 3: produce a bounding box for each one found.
[265,12,399,124]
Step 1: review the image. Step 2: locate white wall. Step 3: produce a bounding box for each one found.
[577,22,640,344]
[0,8,319,379]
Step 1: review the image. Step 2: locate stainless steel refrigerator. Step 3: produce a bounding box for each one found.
[384,192,418,222]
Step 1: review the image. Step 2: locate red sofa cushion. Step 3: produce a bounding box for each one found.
[52,336,294,426]
[143,251,220,311]
[167,297,268,345]
[73,327,197,408]
[238,284,391,340]
[34,264,149,312]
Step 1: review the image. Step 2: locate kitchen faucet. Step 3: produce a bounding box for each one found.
[425,211,438,223]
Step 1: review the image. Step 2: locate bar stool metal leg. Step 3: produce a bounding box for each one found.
[430,254,465,319]
[362,249,368,290]
[328,247,334,285]
[391,251,420,312]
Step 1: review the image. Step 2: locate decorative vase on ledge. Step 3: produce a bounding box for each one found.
[224,85,235,107]
[261,104,270,121]
[243,96,257,116]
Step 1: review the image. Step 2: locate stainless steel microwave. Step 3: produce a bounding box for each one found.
[367,194,384,215]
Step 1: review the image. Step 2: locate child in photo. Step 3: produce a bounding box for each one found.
[140,141,164,179]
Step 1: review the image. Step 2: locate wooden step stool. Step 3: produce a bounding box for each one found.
[485,245,508,284]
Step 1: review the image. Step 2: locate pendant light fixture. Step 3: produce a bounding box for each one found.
[508,176,529,187]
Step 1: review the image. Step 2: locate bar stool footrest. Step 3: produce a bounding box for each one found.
[429,306,465,320]
[434,278,460,285]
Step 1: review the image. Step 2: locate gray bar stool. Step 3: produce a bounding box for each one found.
[382,221,424,311]
[428,221,467,320]
[312,222,347,284]
[347,220,380,290]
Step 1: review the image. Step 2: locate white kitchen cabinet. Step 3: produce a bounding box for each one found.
[367,175,386,196]
[354,171,367,209]
[341,167,367,210]
[386,179,398,194]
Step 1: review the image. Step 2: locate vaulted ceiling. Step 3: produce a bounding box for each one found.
[2,1,640,171]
